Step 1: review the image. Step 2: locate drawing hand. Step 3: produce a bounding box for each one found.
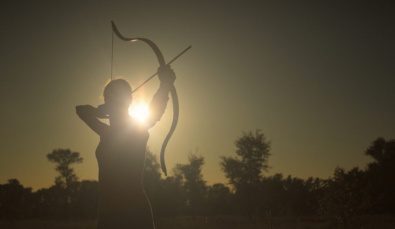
[97,104,110,119]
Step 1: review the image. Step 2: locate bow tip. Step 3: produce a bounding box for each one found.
[161,167,167,176]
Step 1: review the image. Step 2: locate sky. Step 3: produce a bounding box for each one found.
[1,1,394,190]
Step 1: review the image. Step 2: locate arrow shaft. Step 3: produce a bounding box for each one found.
[131,45,191,93]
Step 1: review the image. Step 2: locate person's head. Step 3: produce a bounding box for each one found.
[102,79,132,116]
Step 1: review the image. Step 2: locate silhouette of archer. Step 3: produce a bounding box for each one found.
[76,66,175,229]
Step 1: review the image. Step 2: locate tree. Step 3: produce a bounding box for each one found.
[207,183,232,215]
[0,179,33,219]
[319,167,368,226]
[364,137,395,214]
[221,130,270,189]
[70,180,99,219]
[157,176,186,217]
[46,149,83,189]
[220,130,270,216]
[366,137,395,166]
[143,150,162,191]
[143,150,163,222]
[174,154,207,215]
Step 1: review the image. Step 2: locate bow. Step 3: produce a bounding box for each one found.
[111,21,178,176]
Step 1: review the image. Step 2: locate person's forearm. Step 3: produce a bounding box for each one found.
[76,105,100,120]
[147,65,175,126]
[76,105,108,135]
[157,81,173,95]
[149,83,171,123]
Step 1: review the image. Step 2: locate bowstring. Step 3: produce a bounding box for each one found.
[110,27,114,81]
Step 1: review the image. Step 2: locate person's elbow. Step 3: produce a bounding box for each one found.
[146,117,159,129]
[147,111,161,127]
[75,105,82,114]
[75,105,90,118]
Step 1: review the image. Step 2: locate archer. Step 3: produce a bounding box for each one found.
[75,66,175,229]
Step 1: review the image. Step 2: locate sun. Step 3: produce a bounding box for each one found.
[129,101,150,124]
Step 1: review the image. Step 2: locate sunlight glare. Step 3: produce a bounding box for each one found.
[129,102,150,124]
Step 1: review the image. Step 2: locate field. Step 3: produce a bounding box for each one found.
[1,216,395,229]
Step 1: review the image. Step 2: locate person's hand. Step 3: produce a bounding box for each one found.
[158,65,176,85]
[96,104,110,119]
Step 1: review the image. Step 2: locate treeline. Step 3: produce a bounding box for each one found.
[0,130,394,224]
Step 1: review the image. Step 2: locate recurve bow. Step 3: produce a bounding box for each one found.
[111,21,186,176]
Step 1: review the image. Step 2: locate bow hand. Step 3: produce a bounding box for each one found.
[158,65,176,85]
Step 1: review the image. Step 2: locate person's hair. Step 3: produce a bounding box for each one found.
[103,79,132,99]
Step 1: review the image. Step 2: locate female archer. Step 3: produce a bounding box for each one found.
[76,66,175,229]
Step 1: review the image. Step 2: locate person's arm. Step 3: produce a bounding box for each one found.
[75,105,109,135]
[146,66,176,128]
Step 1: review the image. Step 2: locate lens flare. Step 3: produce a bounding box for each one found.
[129,102,150,124]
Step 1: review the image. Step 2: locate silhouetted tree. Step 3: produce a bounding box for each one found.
[365,137,395,165]
[44,149,83,218]
[220,129,270,216]
[46,149,83,188]
[143,150,163,223]
[142,150,186,218]
[206,183,232,215]
[319,167,368,226]
[158,176,186,217]
[143,150,162,198]
[2,136,395,221]
[259,174,286,216]
[0,179,33,219]
[221,130,270,188]
[364,137,395,214]
[282,176,323,216]
[70,180,99,219]
[174,154,207,215]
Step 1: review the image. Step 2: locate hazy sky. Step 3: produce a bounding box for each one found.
[1,1,394,190]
